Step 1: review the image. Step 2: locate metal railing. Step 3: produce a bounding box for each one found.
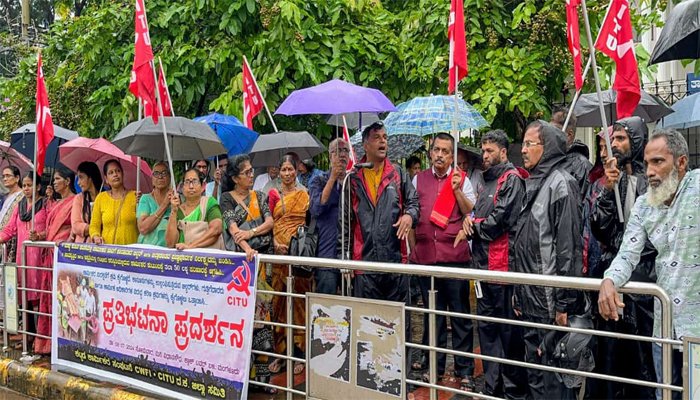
[0,242,683,400]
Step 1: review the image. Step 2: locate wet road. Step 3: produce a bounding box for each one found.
[0,388,33,400]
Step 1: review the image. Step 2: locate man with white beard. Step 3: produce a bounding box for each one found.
[598,128,699,400]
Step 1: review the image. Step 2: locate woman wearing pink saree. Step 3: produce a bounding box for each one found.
[0,172,47,345]
[34,168,76,354]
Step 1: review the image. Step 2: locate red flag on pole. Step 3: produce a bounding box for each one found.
[341,116,356,171]
[448,0,468,94]
[35,53,54,177]
[128,0,157,123]
[594,0,640,119]
[566,0,583,91]
[242,59,264,129]
[157,62,173,117]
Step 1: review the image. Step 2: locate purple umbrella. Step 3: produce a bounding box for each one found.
[274,79,397,115]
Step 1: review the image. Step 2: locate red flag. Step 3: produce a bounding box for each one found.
[158,62,173,117]
[594,0,640,119]
[566,0,583,91]
[128,0,157,123]
[35,53,54,177]
[341,116,356,171]
[242,58,264,129]
[448,0,468,94]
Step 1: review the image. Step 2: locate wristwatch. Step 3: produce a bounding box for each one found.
[252,228,258,236]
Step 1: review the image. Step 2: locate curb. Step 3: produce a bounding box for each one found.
[0,358,159,400]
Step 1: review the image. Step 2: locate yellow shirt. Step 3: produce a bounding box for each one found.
[89,191,139,245]
[362,164,384,204]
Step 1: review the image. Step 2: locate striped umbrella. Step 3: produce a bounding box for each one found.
[384,95,488,136]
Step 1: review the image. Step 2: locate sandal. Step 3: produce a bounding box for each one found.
[459,377,475,392]
[411,361,424,371]
[268,358,285,374]
[293,361,305,375]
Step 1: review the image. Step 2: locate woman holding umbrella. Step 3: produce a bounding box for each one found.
[137,162,172,246]
[0,166,24,262]
[89,160,138,245]
[35,168,76,354]
[70,162,102,243]
[0,171,47,344]
[267,155,310,375]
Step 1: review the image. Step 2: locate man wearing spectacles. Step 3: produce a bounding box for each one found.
[514,120,585,399]
[309,138,350,294]
[205,154,229,200]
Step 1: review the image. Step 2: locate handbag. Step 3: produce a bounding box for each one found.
[178,197,225,250]
[288,217,318,272]
[224,191,271,252]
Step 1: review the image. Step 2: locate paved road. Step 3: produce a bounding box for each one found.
[0,387,33,400]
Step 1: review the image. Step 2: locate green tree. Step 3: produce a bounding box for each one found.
[0,0,666,143]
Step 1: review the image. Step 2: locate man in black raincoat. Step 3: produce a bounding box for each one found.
[589,116,657,399]
[551,108,593,198]
[513,120,584,399]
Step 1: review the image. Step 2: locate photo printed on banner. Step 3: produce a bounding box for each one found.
[355,315,402,397]
[309,304,351,382]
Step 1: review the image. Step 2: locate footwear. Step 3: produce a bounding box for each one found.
[293,361,304,375]
[459,377,475,392]
[268,358,285,374]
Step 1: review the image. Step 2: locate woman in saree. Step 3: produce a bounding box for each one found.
[35,168,76,354]
[267,155,310,375]
[165,168,223,250]
[0,172,47,343]
[137,162,172,246]
[71,162,102,243]
[220,155,276,392]
[0,166,24,262]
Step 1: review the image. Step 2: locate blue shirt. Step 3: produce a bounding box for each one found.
[309,171,341,259]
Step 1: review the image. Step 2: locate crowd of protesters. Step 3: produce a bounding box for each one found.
[0,110,697,399]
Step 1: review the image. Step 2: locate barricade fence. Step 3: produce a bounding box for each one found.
[0,241,684,400]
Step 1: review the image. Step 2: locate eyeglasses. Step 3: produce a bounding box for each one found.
[523,141,543,148]
[184,179,201,187]
[239,169,254,177]
[2,174,14,179]
[152,171,169,178]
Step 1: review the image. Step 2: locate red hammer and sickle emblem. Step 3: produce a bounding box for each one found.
[227,261,251,296]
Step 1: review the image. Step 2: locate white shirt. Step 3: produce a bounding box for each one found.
[412,166,476,204]
[253,173,271,191]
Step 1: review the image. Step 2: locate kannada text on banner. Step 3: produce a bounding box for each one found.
[51,243,257,400]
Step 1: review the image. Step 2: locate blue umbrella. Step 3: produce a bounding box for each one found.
[659,92,697,129]
[194,113,259,157]
[384,95,488,136]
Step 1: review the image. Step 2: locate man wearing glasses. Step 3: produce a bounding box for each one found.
[513,120,584,399]
[338,121,419,303]
[309,138,350,294]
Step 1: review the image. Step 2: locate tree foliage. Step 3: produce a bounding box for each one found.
[0,0,666,143]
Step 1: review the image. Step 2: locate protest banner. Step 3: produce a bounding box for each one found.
[51,243,257,400]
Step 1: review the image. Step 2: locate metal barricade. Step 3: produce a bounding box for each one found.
[17,240,55,362]
[0,242,7,352]
[9,241,681,400]
[257,253,683,400]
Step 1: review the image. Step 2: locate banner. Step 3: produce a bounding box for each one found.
[51,243,257,400]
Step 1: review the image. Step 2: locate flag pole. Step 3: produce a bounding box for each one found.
[563,2,612,132]
[580,0,624,223]
[150,61,177,189]
[158,57,175,117]
[136,99,142,194]
[243,55,278,132]
[31,50,40,234]
[453,72,459,169]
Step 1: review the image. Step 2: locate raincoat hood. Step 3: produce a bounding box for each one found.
[528,120,567,179]
[614,116,647,174]
[568,139,590,159]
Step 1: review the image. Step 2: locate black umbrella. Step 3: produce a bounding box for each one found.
[649,0,700,65]
[248,131,325,167]
[572,89,674,127]
[10,123,79,172]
